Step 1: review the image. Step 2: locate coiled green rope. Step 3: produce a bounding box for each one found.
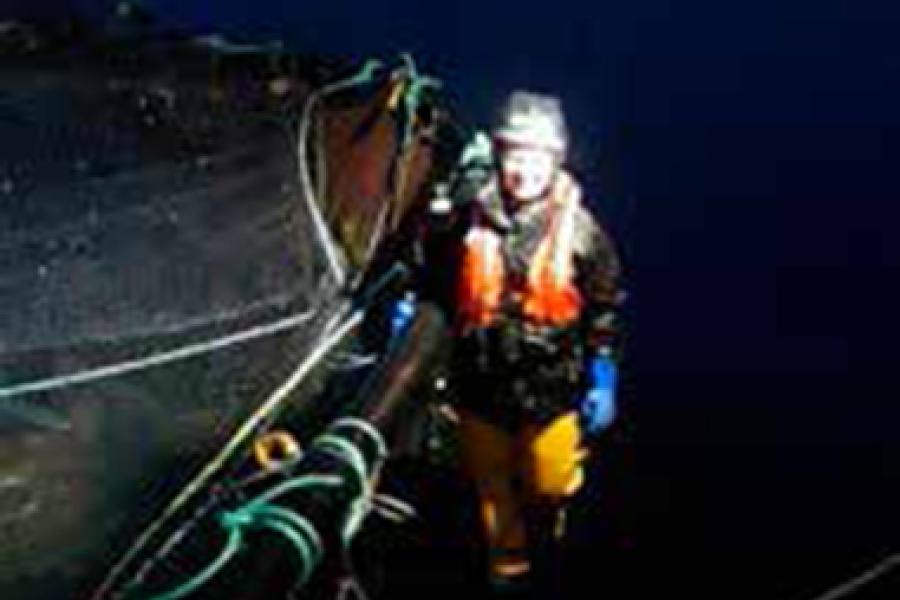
[147,417,387,599]
[148,475,340,600]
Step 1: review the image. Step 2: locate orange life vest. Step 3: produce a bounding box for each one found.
[457,174,583,329]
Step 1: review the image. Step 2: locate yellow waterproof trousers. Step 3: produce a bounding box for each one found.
[458,408,585,579]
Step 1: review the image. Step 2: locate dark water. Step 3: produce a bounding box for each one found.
[626,3,899,596]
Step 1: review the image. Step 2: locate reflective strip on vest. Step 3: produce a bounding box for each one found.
[457,175,583,329]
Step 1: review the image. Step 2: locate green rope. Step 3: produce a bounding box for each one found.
[311,432,377,546]
[341,496,371,548]
[331,416,389,460]
[144,422,383,599]
[318,53,440,152]
[247,473,343,509]
[317,418,388,546]
[321,58,385,96]
[251,512,317,585]
[252,504,324,565]
[149,528,242,600]
[145,475,335,600]
[395,52,442,149]
[314,434,369,491]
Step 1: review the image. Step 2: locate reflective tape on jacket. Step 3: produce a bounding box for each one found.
[457,173,583,329]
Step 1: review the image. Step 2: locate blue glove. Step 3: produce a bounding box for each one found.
[579,353,617,434]
[389,292,416,338]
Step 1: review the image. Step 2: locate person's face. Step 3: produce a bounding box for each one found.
[498,146,558,202]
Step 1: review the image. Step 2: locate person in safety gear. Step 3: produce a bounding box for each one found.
[393,90,624,590]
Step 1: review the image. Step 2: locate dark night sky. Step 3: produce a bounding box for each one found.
[14,0,895,374]
[6,1,900,597]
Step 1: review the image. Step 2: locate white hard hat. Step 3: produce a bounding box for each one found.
[492,90,568,154]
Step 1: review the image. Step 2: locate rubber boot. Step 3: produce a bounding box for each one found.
[524,500,569,595]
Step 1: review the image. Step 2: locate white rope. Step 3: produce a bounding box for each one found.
[295,59,388,290]
[371,493,417,523]
[328,351,378,371]
[91,306,363,600]
[810,553,900,600]
[0,309,316,400]
[296,86,346,287]
[336,575,370,600]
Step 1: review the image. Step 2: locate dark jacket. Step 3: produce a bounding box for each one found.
[407,166,623,430]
